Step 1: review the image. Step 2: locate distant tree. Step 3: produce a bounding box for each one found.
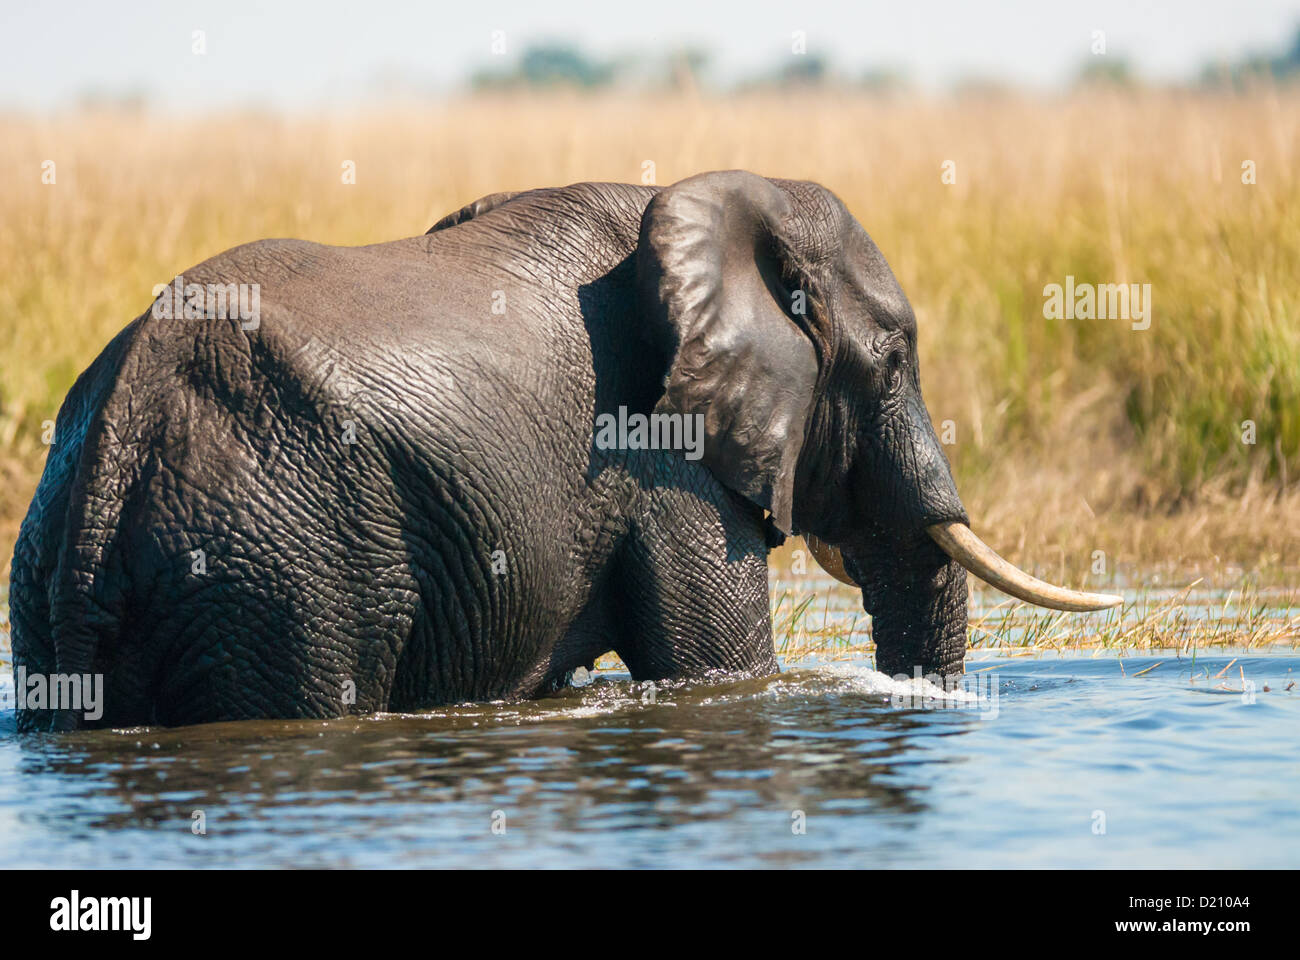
[732,52,833,91]
[1199,24,1300,88]
[470,43,616,90]
[519,44,615,87]
[779,53,830,86]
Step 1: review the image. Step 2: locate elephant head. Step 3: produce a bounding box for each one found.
[637,170,1119,679]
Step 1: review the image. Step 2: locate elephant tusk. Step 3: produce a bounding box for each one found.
[804,534,857,587]
[927,521,1123,612]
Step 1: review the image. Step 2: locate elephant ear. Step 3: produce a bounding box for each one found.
[637,171,818,534]
[427,191,520,234]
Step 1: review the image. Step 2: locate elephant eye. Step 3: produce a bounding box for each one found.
[886,349,906,391]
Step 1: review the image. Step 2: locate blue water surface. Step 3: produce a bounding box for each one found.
[0,645,1295,868]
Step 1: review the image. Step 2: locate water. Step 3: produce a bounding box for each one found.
[1,648,1296,868]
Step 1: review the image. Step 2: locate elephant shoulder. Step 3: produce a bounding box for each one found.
[427,191,522,234]
[173,238,404,337]
[184,237,341,288]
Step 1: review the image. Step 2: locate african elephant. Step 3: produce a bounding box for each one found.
[9,170,1118,730]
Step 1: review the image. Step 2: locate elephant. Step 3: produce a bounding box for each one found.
[8,170,1119,731]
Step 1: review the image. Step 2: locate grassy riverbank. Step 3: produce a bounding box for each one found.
[2,91,1297,584]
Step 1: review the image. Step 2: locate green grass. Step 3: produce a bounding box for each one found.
[765,575,1299,664]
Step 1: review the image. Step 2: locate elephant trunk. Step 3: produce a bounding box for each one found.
[869,553,969,679]
[800,392,1119,678]
[827,529,969,678]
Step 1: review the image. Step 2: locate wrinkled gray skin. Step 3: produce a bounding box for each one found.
[10,171,968,731]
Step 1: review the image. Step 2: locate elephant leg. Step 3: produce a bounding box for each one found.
[147,563,416,726]
[608,459,778,682]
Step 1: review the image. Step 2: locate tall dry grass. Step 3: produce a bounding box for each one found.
[1,91,1298,585]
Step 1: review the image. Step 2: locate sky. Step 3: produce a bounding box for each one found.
[1,0,1299,110]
